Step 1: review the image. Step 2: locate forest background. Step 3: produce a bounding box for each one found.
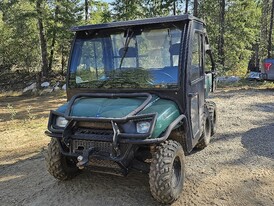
[0,0,273,86]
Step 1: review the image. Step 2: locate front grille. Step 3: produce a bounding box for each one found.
[71,139,132,176]
[72,140,113,153]
[74,128,114,139]
[72,139,129,157]
[78,122,113,129]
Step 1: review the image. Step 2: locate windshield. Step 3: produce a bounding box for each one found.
[69,25,182,89]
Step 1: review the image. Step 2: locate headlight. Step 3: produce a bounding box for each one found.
[136,121,151,134]
[56,116,68,128]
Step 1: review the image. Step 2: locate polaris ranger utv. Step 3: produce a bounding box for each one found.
[45,14,217,204]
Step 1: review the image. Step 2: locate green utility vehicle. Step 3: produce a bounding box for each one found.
[45,14,217,204]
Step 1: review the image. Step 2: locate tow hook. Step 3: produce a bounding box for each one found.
[111,121,121,158]
[76,147,95,169]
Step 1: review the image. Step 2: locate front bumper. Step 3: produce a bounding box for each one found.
[45,114,184,144]
[45,115,185,144]
[45,112,184,175]
[45,92,185,174]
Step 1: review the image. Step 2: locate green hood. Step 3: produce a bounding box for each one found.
[70,97,144,118]
[56,95,180,138]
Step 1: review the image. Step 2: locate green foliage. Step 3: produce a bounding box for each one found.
[225,0,261,75]
[84,0,111,24]
[111,0,145,20]
[0,0,40,71]
[200,0,261,76]
[0,0,273,81]
[142,0,175,17]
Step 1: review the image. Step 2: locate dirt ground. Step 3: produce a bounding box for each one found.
[0,88,274,206]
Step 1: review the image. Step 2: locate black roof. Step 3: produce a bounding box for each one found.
[71,14,203,32]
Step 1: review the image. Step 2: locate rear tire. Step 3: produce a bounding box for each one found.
[149,140,185,204]
[45,138,79,180]
[196,106,212,149]
[206,101,217,136]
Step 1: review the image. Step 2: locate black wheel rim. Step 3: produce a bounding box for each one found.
[171,156,181,189]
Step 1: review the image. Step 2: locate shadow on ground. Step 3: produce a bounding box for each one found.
[250,101,274,114]
[241,124,274,160]
[0,152,160,206]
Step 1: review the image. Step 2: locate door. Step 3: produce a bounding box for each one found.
[188,31,205,144]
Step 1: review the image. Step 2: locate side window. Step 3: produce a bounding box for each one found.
[80,41,104,71]
[76,40,104,83]
[205,52,213,73]
[191,33,202,81]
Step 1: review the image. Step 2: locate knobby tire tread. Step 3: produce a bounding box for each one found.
[45,138,79,181]
[149,140,185,204]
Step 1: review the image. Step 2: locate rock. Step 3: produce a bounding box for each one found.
[227,76,240,82]
[23,83,37,93]
[217,76,227,82]
[62,84,66,90]
[41,82,50,87]
[54,86,60,91]
[217,76,241,83]
[52,82,60,91]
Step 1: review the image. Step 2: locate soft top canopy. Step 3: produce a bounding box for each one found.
[71,14,203,32]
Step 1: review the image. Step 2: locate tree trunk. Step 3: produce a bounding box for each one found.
[36,0,49,78]
[218,0,225,67]
[48,4,60,72]
[173,0,176,15]
[61,44,65,76]
[125,0,129,20]
[260,0,270,59]
[193,0,198,16]
[185,0,189,13]
[85,0,88,21]
[268,0,274,58]
[255,42,260,67]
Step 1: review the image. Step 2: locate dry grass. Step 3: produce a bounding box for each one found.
[218,79,274,90]
[0,91,66,165]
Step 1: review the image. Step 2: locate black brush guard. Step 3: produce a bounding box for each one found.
[45,93,185,175]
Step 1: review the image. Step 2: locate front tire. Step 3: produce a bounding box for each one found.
[149,140,185,204]
[45,138,79,180]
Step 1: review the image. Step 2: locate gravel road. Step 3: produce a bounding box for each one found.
[0,89,274,206]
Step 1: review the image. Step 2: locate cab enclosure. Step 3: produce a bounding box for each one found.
[45,14,217,204]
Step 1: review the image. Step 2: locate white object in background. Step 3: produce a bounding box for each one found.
[62,84,66,90]
[41,82,50,87]
[23,83,37,93]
